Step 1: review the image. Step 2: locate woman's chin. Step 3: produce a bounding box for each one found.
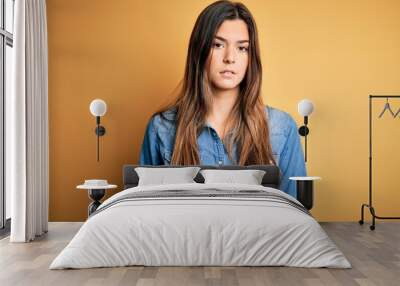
[213,81,240,91]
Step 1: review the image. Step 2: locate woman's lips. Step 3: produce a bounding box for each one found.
[220,71,235,78]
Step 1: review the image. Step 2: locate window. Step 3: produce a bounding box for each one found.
[0,0,14,233]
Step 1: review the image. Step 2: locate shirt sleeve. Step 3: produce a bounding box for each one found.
[278,116,307,199]
[139,117,163,165]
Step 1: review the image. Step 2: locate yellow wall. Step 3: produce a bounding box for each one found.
[47,0,400,222]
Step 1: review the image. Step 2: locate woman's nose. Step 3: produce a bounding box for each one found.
[223,46,236,64]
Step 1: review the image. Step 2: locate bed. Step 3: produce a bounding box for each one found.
[50,165,351,269]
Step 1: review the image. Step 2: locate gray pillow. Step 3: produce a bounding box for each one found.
[135,167,201,186]
[200,169,266,185]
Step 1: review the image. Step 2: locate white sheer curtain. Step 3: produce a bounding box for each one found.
[9,0,49,242]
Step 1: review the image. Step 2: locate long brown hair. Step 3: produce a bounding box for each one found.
[154,0,276,166]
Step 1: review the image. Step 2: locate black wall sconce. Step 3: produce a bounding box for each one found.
[297,99,314,162]
[89,99,107,162]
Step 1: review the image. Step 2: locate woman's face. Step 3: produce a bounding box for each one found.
[207,19,250,92]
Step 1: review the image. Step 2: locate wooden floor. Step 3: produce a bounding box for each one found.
[0,222,399,286]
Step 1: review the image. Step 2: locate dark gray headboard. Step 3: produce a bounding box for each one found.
[123,165,281,190]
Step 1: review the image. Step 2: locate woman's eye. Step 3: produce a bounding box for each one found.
[239,46,249,52]
[213,42,224,48]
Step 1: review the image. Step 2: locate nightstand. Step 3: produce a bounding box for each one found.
[289,176,321,210]
[77,180,117,216]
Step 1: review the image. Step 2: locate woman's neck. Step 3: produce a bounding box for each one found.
[208,87,238,120]
[206,87,239,138]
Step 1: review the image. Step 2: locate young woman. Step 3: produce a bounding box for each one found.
[139,0,306,198]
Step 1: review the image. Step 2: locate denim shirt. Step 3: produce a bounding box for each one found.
[139,106,307,199]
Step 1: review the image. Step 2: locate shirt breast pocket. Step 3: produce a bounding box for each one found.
[272,152,280,165]
[271,133,287,165]
[199,153,215,165]
[198,146,217,165]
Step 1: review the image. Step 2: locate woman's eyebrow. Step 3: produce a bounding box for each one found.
[214,35,249,44]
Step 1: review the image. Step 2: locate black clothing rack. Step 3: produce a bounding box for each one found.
[359,95,400,230]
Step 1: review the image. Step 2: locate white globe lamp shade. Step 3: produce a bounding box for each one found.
[298,99,314,117]
[90,99,107,117]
